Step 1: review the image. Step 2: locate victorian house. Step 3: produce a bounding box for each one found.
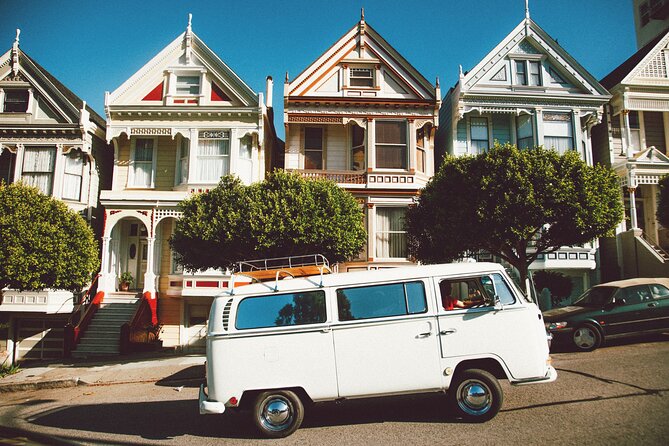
[592,30,669,280]
[436,9,611,298]
[88,17,277,354]
[0,31,111,362]
[283,12,440,271]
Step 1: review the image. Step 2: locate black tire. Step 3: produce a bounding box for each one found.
[448,368,503,422]
[252,390,304,438]
[572,323,602,352]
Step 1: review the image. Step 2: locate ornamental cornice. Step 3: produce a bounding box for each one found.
[458,95,604,109]
[286,107,435,118]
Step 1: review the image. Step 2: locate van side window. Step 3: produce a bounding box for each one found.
[235,291,326,329]
[337,281,427,321]
[489,274,516,305]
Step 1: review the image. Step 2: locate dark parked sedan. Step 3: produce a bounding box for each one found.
[543,278,669,351]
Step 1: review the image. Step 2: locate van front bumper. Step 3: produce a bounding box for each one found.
[199,384,226,415]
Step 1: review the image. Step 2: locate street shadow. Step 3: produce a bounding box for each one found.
[550,331,669,353]
[155,365,204,388]
[30,393,471,440]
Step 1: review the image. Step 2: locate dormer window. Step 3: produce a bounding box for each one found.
[176,76,200,95]
[350,68,374,87]
[3,89,29,112]
[514,60,542,86]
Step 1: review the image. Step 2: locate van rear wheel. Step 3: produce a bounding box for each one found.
[252,390,304,438]
[448,369,503,422]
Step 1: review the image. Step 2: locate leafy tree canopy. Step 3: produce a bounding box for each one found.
[658,174,669,228]
[406,143,624,285]
[170,170,366,271]
[0,182,100,294]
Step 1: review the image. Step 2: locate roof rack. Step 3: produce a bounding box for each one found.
[229,254,331,294]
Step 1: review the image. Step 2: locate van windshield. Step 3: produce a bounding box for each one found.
[572,287,616,307]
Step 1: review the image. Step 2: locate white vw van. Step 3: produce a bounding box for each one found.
[199,260,556,437]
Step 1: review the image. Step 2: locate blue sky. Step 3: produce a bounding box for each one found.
[1,0,635,138]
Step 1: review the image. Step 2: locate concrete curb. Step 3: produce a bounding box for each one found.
[0,377,82,393]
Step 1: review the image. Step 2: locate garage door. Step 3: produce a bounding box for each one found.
[186,305,209,353]
[16,317,66,361]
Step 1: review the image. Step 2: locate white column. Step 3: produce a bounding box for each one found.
[622,110,632,158]
[143,236,157,294]
[99,235,115,293]
[534,108,543,148]
[408,119,416,172]
[367,118,375,171]
[629,186,639,230]
[229,128,238,176]
[187,128,197,184]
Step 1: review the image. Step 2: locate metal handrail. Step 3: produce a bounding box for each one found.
[639,231,669,260]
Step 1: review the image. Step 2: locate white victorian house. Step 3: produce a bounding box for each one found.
[592,30,669,280]
[0,31,111,363]
[94,17,277,353]
[284,11,440,271]
[436,10,611,298]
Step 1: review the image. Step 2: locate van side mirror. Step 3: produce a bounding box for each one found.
[494,295,504,311]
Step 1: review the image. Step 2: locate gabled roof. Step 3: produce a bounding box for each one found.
[459,17,609,97]
[0,37,104,127]
[631,146,669,164]
[600,30,669,89]
[107,23,258,108]
[287,14,435,101]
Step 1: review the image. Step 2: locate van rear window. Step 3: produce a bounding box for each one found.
[235,291,326,329]
[337,281,427,321]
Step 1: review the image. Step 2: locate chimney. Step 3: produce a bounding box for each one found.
[265,76,273,108]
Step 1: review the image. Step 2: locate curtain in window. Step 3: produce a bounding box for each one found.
[21,147,55,194]
[238,136,253,184]
[543,113,573,155]
[133,139,153,187]
[376,121,407,169]
[197,139,230,182]
[375,207,407,258]
[178,138,189,184]
[470,117,489,153]
[63,153,84,200]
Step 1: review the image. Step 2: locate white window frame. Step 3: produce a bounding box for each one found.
[195,130,230,183]
[469,116,490,154]
[304,127,324,170]
[21,146,56,195]
[176,75,201,95]
[375,206,408,260]
[62,150,86,201]
[349,67,375,88]
[175,135,189,185]
[542,112,574,155]
[375,120,408,170]
[129,137,157,188]
[3,89,29,113]
[512,57,543,87]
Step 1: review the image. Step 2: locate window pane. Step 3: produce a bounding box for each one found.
[63,153,84,200]
[197,138,230,181]
[176,76,200,95]
[134,139,154,161]
[305,150,323,169]
[529,61,541,86]
[240,136,253,159]
[337,283,405,320]
[350,68,374,87]
[516,115,533,149]
[235,291,326,329]
[22,147,55,194]
[376,145,407,169]
[416,148,425,173]
[304,128,323,149]
[351,125,365,171]
[3,90,29,112]
[406,282,427,314]
[470,117,489,151]
[376,121,406,144]
[516,60,527,85]
[376,207,407,258]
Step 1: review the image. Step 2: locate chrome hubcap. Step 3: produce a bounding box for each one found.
[457,380,492,415]
[574,328,595,348]
[260,397,293,431]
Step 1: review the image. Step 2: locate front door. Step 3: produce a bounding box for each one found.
[332,280,441,397]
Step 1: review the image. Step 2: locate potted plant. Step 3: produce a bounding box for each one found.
[119,272,134,291]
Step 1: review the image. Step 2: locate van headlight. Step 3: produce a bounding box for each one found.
[545,321,568,331]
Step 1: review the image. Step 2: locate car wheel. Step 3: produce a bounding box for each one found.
[252,390,304,438]
[448,369,503,422]
[572,323,602,352]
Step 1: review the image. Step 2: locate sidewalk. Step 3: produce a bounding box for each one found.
[0,352,205,393]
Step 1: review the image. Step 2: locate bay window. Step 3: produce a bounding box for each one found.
[516,115,534,149]
[376,120,407,169]
[238,135,253,184]
[470,117,490,153]
[21,146,55,194]
[375,207,407,259]
[351,125,365,171]
[0,149,15,183]
[543,113,573,154]
[304,127,323,169]
[416,127,426,173]
[196,131,229,182]
[63,150,85,200]
[131,138,155,188]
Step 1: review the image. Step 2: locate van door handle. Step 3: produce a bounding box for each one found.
[321,327,332,333]
[440,329,457,335]
[417,331,432,338]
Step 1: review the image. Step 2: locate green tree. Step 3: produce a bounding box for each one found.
[0,182,99,297]
[406,143,624,286]
[658,174,669,228]
[171,170,366,271]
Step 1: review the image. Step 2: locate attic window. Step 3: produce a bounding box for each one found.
[3,89,29,112]
[514,60,541,86]
[350,68,374,87]
[176,76,200,95]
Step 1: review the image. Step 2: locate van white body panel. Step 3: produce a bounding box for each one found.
[201,262,556,414]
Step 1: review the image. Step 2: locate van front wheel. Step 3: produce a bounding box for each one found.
[449,369,503,422]
[252,390,304,438]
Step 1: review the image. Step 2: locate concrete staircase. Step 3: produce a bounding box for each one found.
[71,293,139,358]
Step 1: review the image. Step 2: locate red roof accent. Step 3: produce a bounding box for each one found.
[142,82,164,101]
[211,82,231,101]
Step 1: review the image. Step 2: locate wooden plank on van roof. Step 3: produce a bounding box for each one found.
[239,265,331,282]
